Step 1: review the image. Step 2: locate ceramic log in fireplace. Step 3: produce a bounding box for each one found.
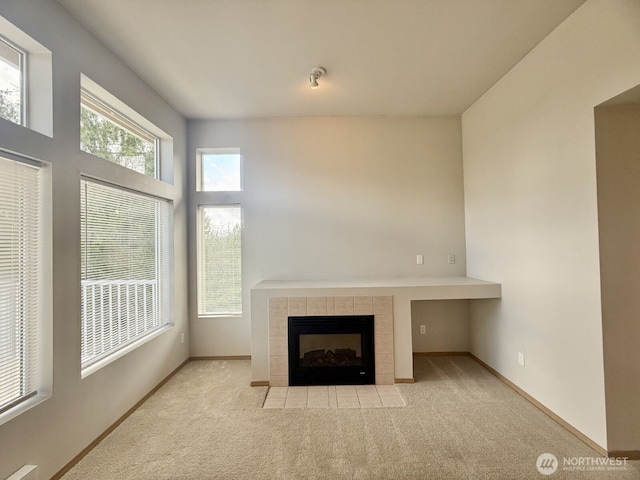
[288,315,375,386]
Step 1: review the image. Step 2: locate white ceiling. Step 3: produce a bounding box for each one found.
[57,0,586,120]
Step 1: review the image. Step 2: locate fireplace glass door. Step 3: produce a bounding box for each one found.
[288,315,375,386]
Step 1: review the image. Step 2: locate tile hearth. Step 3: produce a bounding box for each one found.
[262,385,406,409]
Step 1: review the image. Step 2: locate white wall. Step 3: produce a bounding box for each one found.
[411,300,470,353]
[595,104,640,452]
[0,1,188,478]
[462,0,640,450]
[188,117,466,357]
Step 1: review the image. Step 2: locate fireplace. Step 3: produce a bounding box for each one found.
[267,295,394,386]
[288,315,375,386]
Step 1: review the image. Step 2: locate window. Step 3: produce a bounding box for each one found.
[0,35,24,125]
[80,74,175,185]
[0,155,46,416]
[197,148,242,191]
[80,179,172,371]
[81,90,159,177]
[197,205,242,316]
[0,14,53,137]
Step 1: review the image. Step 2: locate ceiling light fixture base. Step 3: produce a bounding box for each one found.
[309,67,326,89]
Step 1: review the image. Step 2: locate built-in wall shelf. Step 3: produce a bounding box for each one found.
[250,277,501,385]
[252,276,501,299]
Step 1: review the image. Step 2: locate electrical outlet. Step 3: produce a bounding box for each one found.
[180,332,185,344]
[448,254,455,264]
[518,352,525,366]
[416,254,424,265]
[420,325,426,335]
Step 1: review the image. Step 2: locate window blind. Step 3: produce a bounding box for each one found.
[0,156,40,415]
[198,205,242,316]
[80,179,171,368]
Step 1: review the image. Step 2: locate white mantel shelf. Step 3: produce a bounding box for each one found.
[252,276,501,298]
[250,276,501,385]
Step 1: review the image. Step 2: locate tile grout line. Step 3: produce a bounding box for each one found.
[264,385,405,409]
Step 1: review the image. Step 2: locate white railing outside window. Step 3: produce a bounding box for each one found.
[80,280,160,365]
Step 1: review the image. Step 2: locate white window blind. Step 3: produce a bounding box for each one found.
[0,156,40,415]
[198,206,242,316]
[80,179,171,368]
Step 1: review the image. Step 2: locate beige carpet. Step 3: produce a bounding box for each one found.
[61,356,640,479]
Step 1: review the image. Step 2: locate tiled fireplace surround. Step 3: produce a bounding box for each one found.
[268,295,394,387]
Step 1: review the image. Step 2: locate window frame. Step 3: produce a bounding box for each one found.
[196,147,243,192]
[0,34,26,126]
[0,150,52,426]
[80,88,160,178]
[196,204,243,318]
[80,74,175,185]
[79,176,173,377]
[0,14,52,137]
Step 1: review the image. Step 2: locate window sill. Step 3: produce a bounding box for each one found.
[197,314,243,320]
[0,392,51,427]
[81,325,172,379]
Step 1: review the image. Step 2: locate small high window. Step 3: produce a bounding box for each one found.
[0,15,53,137]
[197,148,242,192]
[0,35,24,125]
[81,89,159,177]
